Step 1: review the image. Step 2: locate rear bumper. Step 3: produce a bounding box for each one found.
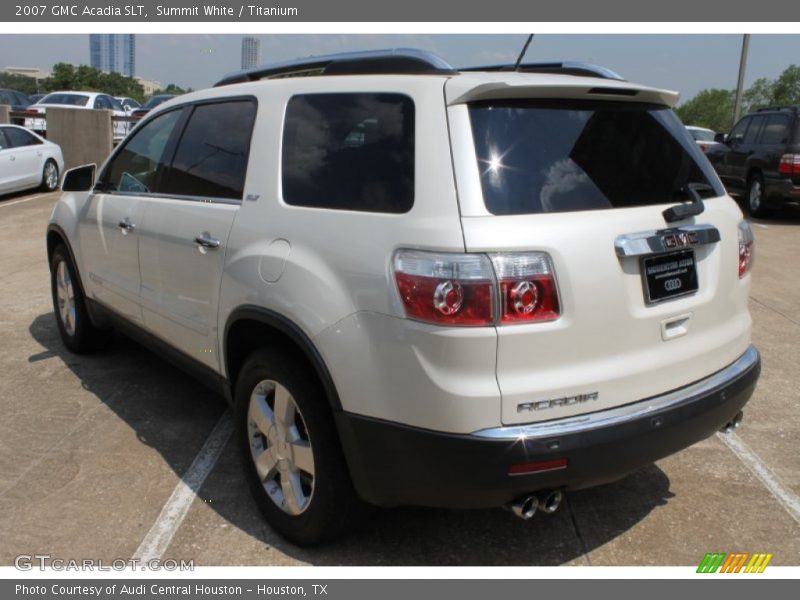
[336,345,760,508]
[765,176,800,202]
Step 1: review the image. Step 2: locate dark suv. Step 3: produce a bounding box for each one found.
[706,106,800,217]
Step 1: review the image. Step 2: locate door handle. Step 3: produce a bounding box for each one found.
[9,156,15,161]
[194,233,220,249]
[118,218,136,234]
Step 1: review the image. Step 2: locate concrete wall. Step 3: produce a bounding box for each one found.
[46,107,113,171]
[0,104,9,124]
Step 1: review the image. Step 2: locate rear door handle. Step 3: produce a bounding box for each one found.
[118,218,136,234]
[194,233,220,249]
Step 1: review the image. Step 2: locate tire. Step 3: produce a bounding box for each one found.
[50,244,112,353]
[41,159,59,192]
[747,173,769,218]
[235,348,362,545]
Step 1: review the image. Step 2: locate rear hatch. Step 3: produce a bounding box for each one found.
[446,74,752,425]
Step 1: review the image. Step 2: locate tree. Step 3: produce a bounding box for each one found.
[153,83,192,96]
[771,65,800,106]
[742,77,773,113]
[43,63,145,102]
[0,72,41,95]
[675,88,735,133]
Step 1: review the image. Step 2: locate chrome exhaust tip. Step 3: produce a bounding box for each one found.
[507,495,538,520]
[721,411,744,433]
[540,490,564,514]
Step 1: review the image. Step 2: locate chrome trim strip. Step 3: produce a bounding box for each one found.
[472,345,759,441]
[104,190,242,206]
[614,224,721,257]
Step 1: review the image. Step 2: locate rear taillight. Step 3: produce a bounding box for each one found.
[393,250,560,327]
[738,221,754,278]
[490,253,560,324]
[778,153,800,175]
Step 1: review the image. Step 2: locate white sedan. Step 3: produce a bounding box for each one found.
[0,125,64,195]
[24,91,130,142]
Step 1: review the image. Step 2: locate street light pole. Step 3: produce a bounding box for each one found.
[732,34,750,127]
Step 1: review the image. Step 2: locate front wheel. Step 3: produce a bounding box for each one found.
[41,159,59,192]
[235,348,363,545]
[747,174,769,218]
[50,244,111,352]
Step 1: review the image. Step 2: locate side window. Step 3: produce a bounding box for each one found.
[282,93,415,213]
[101,109,183,193]
[729,117,750,143]
[761,114,791,145]
[0,129,8,150]
[743,115,766,144]
[0,91,11,105]
[95,96,112,110]
[4,127,41,147]
[160,100,256,200]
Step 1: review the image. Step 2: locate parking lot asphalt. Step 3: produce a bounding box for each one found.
[1,191,798,567]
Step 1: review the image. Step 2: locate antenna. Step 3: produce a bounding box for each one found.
[514,34,535,71]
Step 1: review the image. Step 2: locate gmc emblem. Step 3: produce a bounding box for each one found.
[663,231,699,249]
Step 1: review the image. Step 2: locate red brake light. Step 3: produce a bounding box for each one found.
[508,457,568,475]
[393,251,495,326]
[393,250,560,327]
[779,153,800,175]
[738,221,754,278]
[491,253,560,324]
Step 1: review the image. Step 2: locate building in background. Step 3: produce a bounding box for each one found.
[134,76,162,97]
[241,37,261,69]
[89,34,135,77]
[1,67,51,80]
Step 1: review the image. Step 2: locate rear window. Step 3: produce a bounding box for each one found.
[469,100,724,215]
[761,114,791,145]
[40,93,90,107]
[688,128,715,142]
[282,93,414,213]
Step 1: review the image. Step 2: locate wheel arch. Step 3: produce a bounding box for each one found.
[46,224,87,297]
[223,306,343,412]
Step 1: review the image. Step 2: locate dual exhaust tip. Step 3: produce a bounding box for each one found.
[720,411,744,434]
[507,490,564,520]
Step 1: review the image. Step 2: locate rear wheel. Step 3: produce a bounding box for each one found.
[41,159,59,192]
[50,244,112,352]
[235,348,362,545]
[747,173,769,218]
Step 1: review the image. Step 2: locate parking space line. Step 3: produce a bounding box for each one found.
[133,412,234,562]
[717,430,800,525]
[0,193,53,209]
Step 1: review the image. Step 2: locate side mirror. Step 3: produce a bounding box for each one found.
[714,133,727,144]
[61,164,96,192]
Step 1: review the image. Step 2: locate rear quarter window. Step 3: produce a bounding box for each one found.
[761,114,791,145]
[469,100,724,215]
[281,93,415,214]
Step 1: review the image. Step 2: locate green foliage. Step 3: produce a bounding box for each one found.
[44,62,146,103]
[678,64,800,133]
[675,89,735,133]
[152,83,192,96]
[0,72,41,95]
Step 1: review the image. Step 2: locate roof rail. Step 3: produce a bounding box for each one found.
[215,48,456,86]
[755,105,800,112]
[460,61,626,81]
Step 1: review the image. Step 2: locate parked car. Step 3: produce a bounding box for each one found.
[706,106,800,217]
[686,125,720,153]
[24,91,129,142]
[115,96,142,114]
[47,49,760,545]
[0,88,33,125]
[130,94,174,121]
[0,124,63,195]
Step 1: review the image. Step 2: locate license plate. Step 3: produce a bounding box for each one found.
[641,250,698,304]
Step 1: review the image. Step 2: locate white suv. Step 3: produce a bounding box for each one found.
[47,49,761,545]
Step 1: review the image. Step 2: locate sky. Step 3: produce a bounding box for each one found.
[1,34,800,104]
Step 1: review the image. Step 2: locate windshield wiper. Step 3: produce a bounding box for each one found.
[662,182,714,223]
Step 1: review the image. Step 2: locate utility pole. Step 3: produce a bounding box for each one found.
[732,34,750,127]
